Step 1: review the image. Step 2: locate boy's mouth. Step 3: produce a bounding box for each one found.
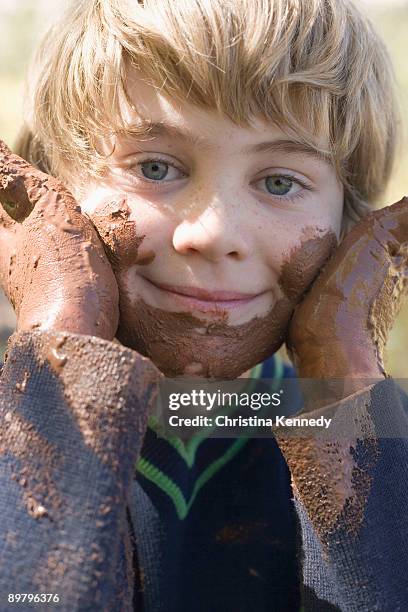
[141,276,266,313]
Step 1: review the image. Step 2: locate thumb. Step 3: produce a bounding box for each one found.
[370,195,408,251]
[0,211,18,301]
[0,139,37,223]
[0,139,36,300]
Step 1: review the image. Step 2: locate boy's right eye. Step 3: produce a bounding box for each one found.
[136,157,186,182]
[141,160,169,181]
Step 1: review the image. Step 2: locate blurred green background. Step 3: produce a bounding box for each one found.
[0,0,408,375]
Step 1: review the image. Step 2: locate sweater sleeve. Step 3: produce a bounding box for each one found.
[0,331,159,612]
[273,378,408,612]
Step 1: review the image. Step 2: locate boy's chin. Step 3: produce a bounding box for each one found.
[115,298,293,380]
[117,332,281,379]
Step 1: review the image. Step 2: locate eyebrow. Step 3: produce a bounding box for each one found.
[127,120,331,164]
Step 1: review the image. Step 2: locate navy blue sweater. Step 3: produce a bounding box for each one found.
[133,355,301,611]
[1,331,408,611]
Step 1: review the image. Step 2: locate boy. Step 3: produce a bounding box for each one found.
[1,0,408,610]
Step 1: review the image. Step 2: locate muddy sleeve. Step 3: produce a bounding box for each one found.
[274,378,408,612]
[0,330,158,612]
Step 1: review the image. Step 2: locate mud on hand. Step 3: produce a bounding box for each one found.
[287,196,408,379]
[0,139,119,339]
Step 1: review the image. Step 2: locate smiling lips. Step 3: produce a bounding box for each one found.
[144,278,265,312]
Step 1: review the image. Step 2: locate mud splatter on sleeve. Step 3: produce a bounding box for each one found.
[0,330,159,611]
[273,378,408,611]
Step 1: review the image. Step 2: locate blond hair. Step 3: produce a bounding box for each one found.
[16,0,400,230]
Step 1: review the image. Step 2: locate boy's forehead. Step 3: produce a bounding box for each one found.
[118,68,330,163]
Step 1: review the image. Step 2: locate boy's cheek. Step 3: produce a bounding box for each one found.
[278,225,338,304]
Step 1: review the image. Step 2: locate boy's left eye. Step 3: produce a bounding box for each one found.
[255,174,303,197]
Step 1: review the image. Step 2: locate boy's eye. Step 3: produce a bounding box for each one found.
[138,159,185,182]
[141,161,169,181]
[264,175,298,196]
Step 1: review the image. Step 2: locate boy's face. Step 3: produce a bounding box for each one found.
[79,70,344,379]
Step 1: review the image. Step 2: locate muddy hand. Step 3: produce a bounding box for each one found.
[288,197,408,379]
[0,139,119,338]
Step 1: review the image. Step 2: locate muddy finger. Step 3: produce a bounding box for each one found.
[0,139,80,223]
[370,196,408,252]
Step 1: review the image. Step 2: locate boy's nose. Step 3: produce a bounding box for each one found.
[172,204,251,263]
